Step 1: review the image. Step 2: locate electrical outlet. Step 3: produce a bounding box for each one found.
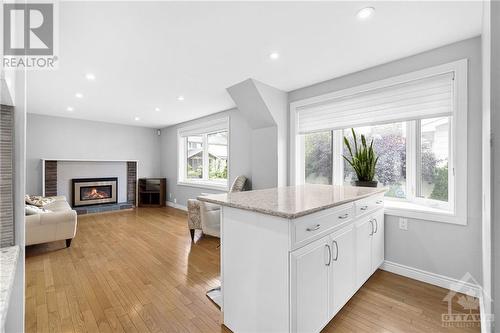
[174,198,177,204]
[399,218,408,231]
[169,193,172,199]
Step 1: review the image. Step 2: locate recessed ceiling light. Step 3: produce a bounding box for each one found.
[155,107,160,112]
[269,52,280,60]
[356,7,375,20]
[177,95,185,101]
[85,73,96,81]
[75,92,83,98]
[66,106,74,112]
[134,116,140,121]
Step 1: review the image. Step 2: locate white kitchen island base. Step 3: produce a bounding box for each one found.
[200,186,385,333]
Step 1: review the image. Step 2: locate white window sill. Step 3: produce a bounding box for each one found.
[384,200,465,225]
[177,181,228,192]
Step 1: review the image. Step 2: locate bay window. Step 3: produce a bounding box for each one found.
[178,117,229,190]
[291,60,467,224]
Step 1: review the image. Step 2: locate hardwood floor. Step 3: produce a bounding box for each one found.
[26,207,480,333]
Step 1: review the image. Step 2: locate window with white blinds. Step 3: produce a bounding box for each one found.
[291,59,468,225]
[297,72,455,134]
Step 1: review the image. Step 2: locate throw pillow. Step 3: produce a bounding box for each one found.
[25,195,55,207]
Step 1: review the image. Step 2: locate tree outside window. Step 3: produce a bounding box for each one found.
[208,131,228,180]
[304,131,332,185]
[301,118,451,205]
[343,122,407,199]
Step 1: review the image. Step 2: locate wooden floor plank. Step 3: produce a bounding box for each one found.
[26,207,480,333]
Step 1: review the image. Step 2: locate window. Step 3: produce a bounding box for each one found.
[343,122,407,199]
[291,60,468,224]
[186,136,203,179]
[304,131,332,185]
[417,117,450,203]
[208,131,228,181]
[178,118,229,190]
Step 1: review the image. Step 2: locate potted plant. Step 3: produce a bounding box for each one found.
[343,128,379,187]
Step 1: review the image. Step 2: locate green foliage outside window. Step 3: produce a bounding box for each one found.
[430,165,448,201]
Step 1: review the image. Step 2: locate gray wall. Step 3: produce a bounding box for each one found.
[252,126,278,189]
[491,0,500,329]
[289,37,483,281]
[160,108,252,207]
[26,114,161,196]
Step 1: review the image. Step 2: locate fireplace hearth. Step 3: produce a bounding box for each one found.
[72,177,118,207]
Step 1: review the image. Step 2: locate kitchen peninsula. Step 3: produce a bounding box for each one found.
[199,184,386,333]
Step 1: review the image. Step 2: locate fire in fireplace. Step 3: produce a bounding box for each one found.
[81,186,112,200]
[72,177,118,207]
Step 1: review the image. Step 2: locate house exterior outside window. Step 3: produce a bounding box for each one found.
[178,117,229,190]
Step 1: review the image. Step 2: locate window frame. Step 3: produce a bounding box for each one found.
[177,117,230,191]
[290,60,468,225]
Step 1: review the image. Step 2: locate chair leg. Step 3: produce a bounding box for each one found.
[65,238,72,247]
[189,229,195,241]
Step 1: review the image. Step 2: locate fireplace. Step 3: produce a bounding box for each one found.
[72,177,118,207]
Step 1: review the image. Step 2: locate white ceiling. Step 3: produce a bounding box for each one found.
[26,1,483,128]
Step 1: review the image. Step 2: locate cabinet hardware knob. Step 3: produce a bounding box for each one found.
[360,205,368,211]
[306,224,321,232]
[376,200,383,204]
[338,213,349,219]
[369,219,374,236]
[373,218,378,233]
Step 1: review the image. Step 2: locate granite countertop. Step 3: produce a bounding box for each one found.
[197,184,386,219]
[0,246,20,331]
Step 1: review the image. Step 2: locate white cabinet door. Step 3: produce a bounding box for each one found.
[291,235,331,333]
[371,210,385,272]
[355,217,373,287]
[329,225,356,316]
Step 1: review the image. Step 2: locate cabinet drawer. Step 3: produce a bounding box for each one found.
[292,204,354,248]
[355,194,384,217]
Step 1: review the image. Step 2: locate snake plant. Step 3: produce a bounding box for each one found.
[343,128,379,182]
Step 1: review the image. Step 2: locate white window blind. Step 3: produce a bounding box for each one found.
[297,72,454,134]
[178,117,228,137]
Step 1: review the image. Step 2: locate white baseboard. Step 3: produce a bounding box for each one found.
[166,201,187,211]
[380,260,481,297]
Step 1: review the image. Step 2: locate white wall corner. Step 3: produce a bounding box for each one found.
[226,78,288,188]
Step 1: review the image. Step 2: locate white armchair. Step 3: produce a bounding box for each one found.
[200,201,221,238]
[187,176,248,241]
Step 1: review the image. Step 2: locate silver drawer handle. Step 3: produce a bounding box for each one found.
[338,213,349,219]
[332,240,339,261]
[369,219,374,236]
[373,218,378,233]
[325,244,332,266]
[306,224,321,232]
[360,205,368,211]
[376,200,383,204]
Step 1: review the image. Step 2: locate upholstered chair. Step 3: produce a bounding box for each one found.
[187,175,248,241]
